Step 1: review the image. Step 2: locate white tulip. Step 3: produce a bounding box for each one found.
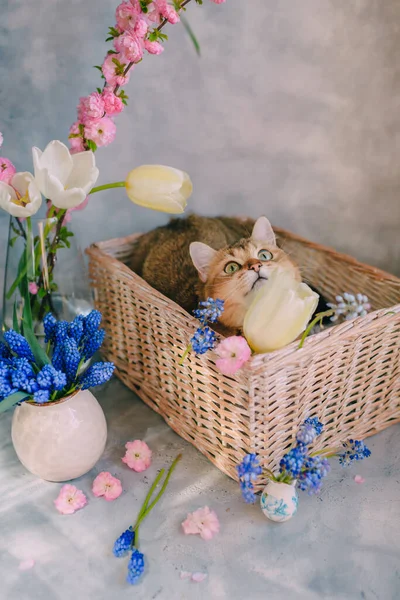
[0,172,42,217]
[243,268,319,353]
[125,164,193,213]
[32,140,99,209]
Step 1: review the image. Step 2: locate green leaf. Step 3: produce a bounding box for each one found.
[86,139,98,152]
[94,65,103,72]
[96,87,102,94]
[0,392,30,414]
[23,320,51,367]
[181,15,201,56]
[9,236,18,248]
[6,252,27,300]
[12,302,19,333]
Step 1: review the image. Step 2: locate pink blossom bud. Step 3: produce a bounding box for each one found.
[144,39,164,55]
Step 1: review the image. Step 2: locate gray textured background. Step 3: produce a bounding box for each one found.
[1,0,400,304]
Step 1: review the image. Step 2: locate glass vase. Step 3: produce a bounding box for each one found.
[2,215,93,336]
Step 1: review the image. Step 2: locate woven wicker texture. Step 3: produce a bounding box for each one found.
[86,228,400,488]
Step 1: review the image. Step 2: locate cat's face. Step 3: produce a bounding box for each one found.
[190,217,301,330]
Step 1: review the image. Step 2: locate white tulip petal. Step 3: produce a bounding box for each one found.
[0,173,42,217]
[51,187,87,209]
[125,165,192,214]
[67,151,99,193]
[33,140,72,186]
[130,193,187,214]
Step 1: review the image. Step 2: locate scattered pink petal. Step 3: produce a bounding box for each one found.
[122,440,152,472]
[92,471,122,501]
[191,572,207,583]
[215,336,251,376]
[19,559,35,571]
[182,506,220,541]
[28,282,38,295]
[54,484,87,515]
[180,571,192,580]
[354,475,365,484]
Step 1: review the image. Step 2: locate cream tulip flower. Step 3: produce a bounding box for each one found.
[0,172,42,217]
[125,165,193,213]
[243,268,319,353]
[32,140,99,209]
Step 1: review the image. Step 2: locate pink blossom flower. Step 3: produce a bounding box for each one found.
[0,157,16,184]
[155,0,180,24]
[85,116,117,147]
[92,471,123,501]
[215,336,251,376]
[211,0,226,3]
[114,32,144,63]
[54,484,87,515]
[134,17,149,38]
[102,53,132,87]
[116,1,141,32]
[102,88,124,116]
[77,92,105,124]
[122,440,152,472]
[191,572,208,583]
[144,39,164,55]
[64,195,90,223]
[0,132,3,148]
[28,282,38,295]
[68,121,85,154]
[181,506,220,540]
[354,475,365,484]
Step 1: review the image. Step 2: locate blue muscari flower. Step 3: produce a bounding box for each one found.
[113,527,135,557]
[237,453,262,482]
[191,326,216,355]
[279,443,307,478]
[68,315,85,345]
[62,338,81,383]
[298,456,331,495]
[239,478,256,504]
[126,549,145,585]
[54,321,70,346]
[84,310,102,336]
[79,362,115,390]
[37,365,67,392]
[43,313,57,343]
[193,298,224,324]
[82,329,105,361]
[33,389,50,404]
[0,342,11,359]
[327,293,371,323]
[338,439,371,467]
[10,358,38,394]
[0,362,16,400]
[296,418,324,445]
[4,330,35,362]
[51,344,65,372]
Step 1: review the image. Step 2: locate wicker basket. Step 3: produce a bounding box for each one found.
[86,228,400,488]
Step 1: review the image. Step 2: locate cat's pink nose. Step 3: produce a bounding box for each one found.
[247,259,262,273]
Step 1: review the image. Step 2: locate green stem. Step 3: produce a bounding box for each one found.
[179,344,191,366]
[298,309,334,349]
[134,469,165,530]
[141,454,182,519]
[89,182,125,194]
[310,447,338,457]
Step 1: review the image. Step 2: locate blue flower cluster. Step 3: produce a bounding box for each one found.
[237,453,263,504]
[126,549,145,585]
[338,439,371,466]
[0,310,114,407]
[113,527,135,557]
[328,293,371,322]
[297,455,331,495]
[190,298,224,356]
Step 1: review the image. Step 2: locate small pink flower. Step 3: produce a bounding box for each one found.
[191,572,208,583]
[114,31,144,63]
[215,336,251,376]
[116,1,141,32]
[210,0,226,3]
[0,132,3,148]
[68,121,85,154]
[85,116,117,147]
[102,53,132,87]
[122,440,152,472]
[144,39,164,55]
[102,88,124,116]
[77,92,105,124]
[134,17,149,38]
[92,471,122,501]
[0,157,16,184]
[157,0,180,24]
[354,475,365,484]
[182,506,220,541]
[28,282,39,295]
[54,484,87,515]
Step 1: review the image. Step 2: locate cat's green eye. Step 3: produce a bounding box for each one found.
[258,249,273,261]
[224,261,241,274]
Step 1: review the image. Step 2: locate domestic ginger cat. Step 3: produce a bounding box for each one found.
[129,214,302,335]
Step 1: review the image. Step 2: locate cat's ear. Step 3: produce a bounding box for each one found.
[189,242,217,283]
[251,216,276,246]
